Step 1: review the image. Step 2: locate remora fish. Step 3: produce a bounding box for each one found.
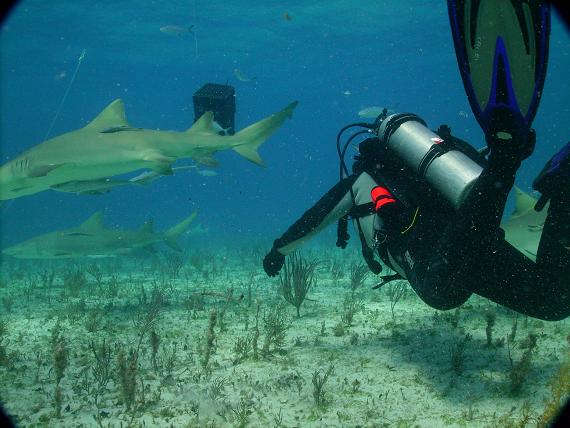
[50,165,196,195]
[2,212,197,259]
[0,99,297,200]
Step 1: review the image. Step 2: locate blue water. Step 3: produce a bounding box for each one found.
[1,0,569,248]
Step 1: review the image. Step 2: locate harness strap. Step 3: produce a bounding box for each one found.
[371,273,402,289]
[349,202,375,218]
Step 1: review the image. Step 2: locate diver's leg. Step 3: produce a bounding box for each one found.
[410,132,535,310]
[534,142,570,273]
[471,235,570,321]
[471,143,570,320]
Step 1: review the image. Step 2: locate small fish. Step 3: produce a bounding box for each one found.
[458,110,469,118]
[234,68,256,83]
[357,106,394,119]
[283,12,292,21]
[54,71,67,81]
[342,90,352,96]
[160,25,194,36]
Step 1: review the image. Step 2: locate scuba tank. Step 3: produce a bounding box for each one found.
[335,110,484,274]
[376,113,483,209]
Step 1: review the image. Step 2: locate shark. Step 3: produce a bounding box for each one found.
[501,186,548,261]
[0,99,298,200]
[1,211,197,259]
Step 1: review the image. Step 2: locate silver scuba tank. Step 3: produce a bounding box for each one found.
[376,113,483,209]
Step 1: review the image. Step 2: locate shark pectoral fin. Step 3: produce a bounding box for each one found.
[233,145,264,166]
[193,153,219,167]
[29,163,67,178]
[143,153,176,175]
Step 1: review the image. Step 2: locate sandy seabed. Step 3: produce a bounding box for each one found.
[0,246,568,428]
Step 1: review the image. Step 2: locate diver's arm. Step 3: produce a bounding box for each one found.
[263,175,359,277]
[273,175,358,255]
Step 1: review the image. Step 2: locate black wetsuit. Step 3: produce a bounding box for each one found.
[265,135,570,321]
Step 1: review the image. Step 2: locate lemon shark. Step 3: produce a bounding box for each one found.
[501,187,548,261]
[0,99,298,200]
[2,211,197,259]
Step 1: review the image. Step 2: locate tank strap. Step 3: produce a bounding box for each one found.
[371,273,403,290]
[417,140,450,179]
[382,113,427,143]
[349,202,375,219]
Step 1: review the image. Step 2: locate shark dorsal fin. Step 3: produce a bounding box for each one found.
[512,186,537,218]
[80,212,104,230]
[86,99,130,130]
[187,111,216,133]
[138,219,154,235]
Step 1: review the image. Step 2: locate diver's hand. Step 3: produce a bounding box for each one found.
[263,247,285,277]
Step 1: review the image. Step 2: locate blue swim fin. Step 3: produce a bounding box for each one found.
[447,0,551,139]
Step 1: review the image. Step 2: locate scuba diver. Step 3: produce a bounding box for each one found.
[263,0,570,321]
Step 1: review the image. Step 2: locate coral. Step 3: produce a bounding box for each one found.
[386,281,409,318]
[232,397,252,428]
[201,309,217,370]
[537,358,570,427]
[150,330,160,373]
[349,262,369,295]
[117,347,138,411]
[62,268,88,298]
[332,321,346,337]
[232,334,253,364]
[0,321,6,358]
[509,333,538,395]
[485,309,496,347]
[279,252,318,318]
[341,293,363,327]
[51,322,68,418]
[261,303,290,356]
[252,298,261,360]
[312,365,335,407]
[51,323,68,385]
[450,333,471,375]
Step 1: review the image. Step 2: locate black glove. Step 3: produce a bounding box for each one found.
[263,247,285,277]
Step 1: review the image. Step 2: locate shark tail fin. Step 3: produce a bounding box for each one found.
[163,211,198,250]
[232,101,298,166]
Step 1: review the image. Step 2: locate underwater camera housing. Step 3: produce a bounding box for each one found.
[375,113,483,209]
[193,83,236,135]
